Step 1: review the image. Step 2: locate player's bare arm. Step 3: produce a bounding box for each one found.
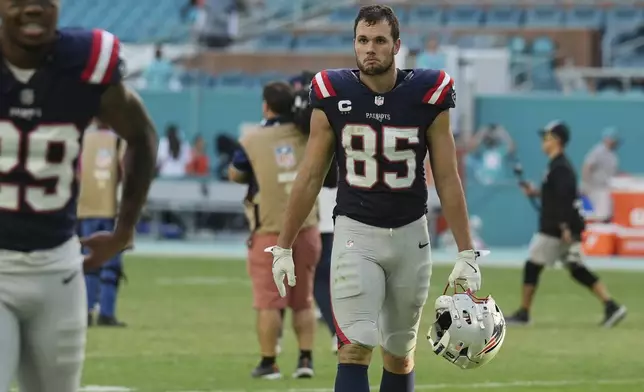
[427,111,474,252]
[98,83,157,242]
[276,108,335,248]
[227,165,250,184]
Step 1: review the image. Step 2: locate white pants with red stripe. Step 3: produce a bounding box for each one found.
[330,215,432,358]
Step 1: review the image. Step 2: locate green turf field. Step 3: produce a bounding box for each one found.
[82,256,644,392]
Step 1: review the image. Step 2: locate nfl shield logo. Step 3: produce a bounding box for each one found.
[274,144,296,169]
[374,96,384,106]
[95,148,114,169]
[20,89,34,105]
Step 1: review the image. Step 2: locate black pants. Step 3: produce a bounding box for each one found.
[313,232,335,335]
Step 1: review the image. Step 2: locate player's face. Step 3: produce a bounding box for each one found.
[541,132,558,154]
[354,19,400,76]
[0,0,59,50]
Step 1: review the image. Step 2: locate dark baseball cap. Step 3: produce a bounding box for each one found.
[538,121,570,145]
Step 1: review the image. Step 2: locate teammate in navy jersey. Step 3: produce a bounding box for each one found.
[266,5,487,392]
[0,0,157,390]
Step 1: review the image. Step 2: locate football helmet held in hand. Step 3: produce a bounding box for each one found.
[427,288,506,370]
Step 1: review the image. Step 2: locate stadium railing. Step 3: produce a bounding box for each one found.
[556,66,644,93]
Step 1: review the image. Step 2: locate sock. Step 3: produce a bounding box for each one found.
[260,356,275,367]
[299,350,312,361]
[334,363,369,392]
[84,274,100,312]
[380,368,414,392]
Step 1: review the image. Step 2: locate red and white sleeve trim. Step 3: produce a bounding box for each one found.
[81,29,121,85]
[422,70,454,105]
[311,70,337,99]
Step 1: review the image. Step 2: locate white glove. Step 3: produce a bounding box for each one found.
[448,249,490,293]
[265,245,296,297]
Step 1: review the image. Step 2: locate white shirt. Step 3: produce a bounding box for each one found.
[157,137,191,177]
[582,143,618,192]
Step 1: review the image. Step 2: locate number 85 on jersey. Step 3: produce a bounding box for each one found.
[342,124,422,190]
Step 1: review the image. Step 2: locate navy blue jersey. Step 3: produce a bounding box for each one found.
[0,28,124,252]
[310,68,455,228]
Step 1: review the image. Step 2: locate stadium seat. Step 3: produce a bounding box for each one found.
[529,58,558,91]
[336,32,355,52]
[329,6,360,24]
[255,72,291,87]
[389,6,409,25]
[178,70,199,88]
[403,33,424,53]
[456,34,502,49]
[525,6,564,28]
[264,1,294,19]
[198,72,218,89]
[216,72,255,89]
[294,34,335,53]
[257,33,293,51]
[445,6,484,27]
[565,6,605,29]
[485,6,523,28]
[508,35,527,54]
[606,6,644,30]
[408,6,444,26]
[60,0,189,43]
[531,36,556,55]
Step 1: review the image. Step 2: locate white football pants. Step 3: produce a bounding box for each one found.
[0,267,87,392]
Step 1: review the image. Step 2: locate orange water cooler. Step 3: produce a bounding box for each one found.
[582,223,617,256]
[610,177,644,256]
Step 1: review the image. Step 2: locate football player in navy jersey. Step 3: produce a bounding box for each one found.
[0,0,157,391]
[266,5,488,392]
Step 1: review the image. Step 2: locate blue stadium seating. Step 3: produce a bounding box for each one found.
[605,6,644,29]
[329,6,360,24]
[59,0,190,43]
[408,6,444,26]
[446,6,484,28]
[565,6,604,29]
[485,6,523,28]
[257,33,293,51]
[531,36,556,55]
[525,6,565,28]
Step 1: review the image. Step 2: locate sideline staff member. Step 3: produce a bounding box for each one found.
[506,121,627,328]
[581,128,620,221]
[228,81,321,380]
[78,119,128,327]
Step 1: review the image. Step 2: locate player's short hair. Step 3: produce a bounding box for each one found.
[263,81,295,117]
[354,5,400,41]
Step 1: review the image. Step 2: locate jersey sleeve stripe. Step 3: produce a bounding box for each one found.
[313,71,336,98]
[101,35,121,84]
[320,71,337,96]
[422,70,451,104]
[311,76,324,99]
[80,29,103,82]
[434,78,454,105]
[83,30,118,84]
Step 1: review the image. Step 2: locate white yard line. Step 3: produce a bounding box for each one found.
[179,377,644,392]
[33,377,641,392]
